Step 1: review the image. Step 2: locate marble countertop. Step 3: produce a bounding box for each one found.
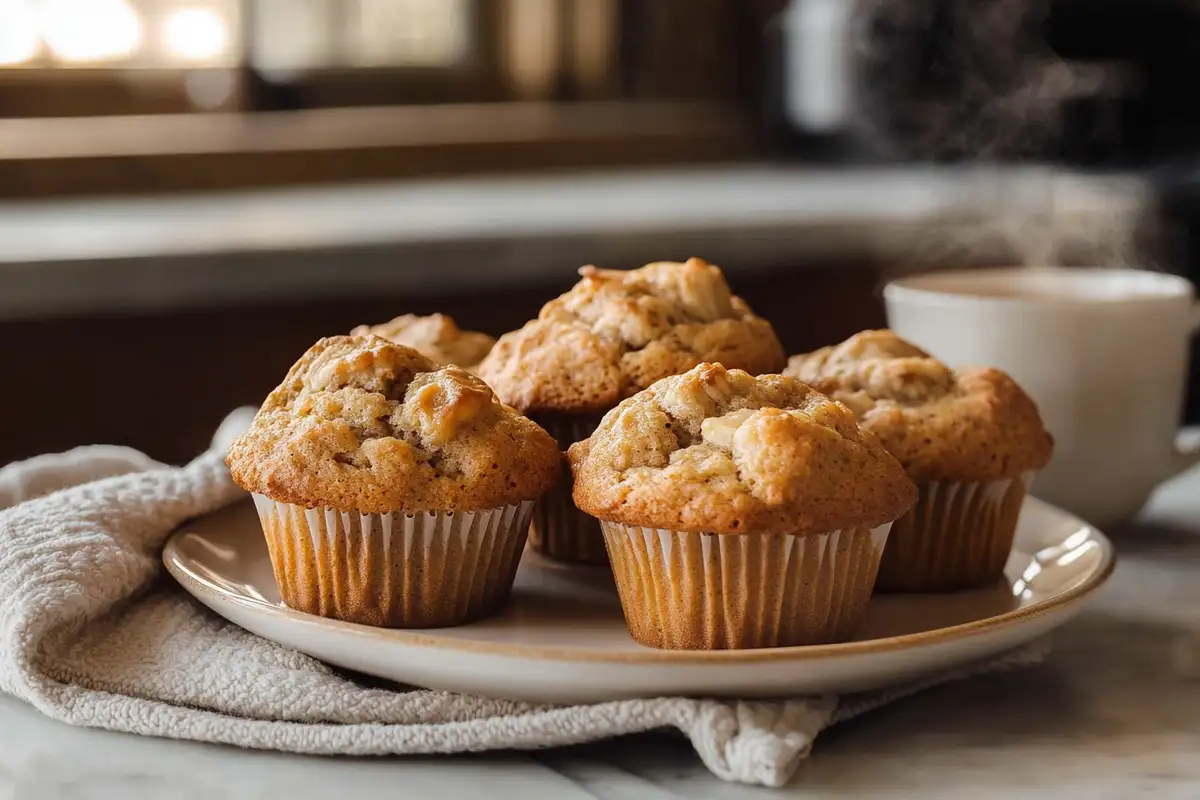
[3,467,1200,798]
[0,165,1146,320]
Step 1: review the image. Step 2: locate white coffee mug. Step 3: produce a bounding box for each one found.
[884,267,1200,528]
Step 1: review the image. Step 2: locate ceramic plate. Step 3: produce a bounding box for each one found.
[164,498,1114,704]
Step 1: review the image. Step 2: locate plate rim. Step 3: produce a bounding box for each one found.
[163,496,1115,665]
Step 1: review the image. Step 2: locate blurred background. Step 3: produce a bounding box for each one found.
[0,0,1197,462]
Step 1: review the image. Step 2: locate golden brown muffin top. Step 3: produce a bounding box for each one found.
[785,330,1053,482]
[351,313,495,369]
[227,335,561,513]
[568,363,916,536]
[476,258,785,414]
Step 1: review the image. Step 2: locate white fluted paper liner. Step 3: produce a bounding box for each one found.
[529,411,609,564]
[877,472,1035,592]
[252,494,534,628]
[599,522,892,649]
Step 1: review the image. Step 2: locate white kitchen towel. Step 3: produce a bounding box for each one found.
[0,408,1048,789]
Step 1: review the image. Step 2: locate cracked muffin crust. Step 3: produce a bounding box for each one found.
[227,335,561,513]
[476,258,786,413]
[568,363,917,536]
[351,313,495,369]
[785,330,1053,482]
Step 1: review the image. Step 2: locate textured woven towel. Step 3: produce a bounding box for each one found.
[0,409,1048,788]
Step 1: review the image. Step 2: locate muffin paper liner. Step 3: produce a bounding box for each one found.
[529,411,609,565]
[251,495,534,628]
[875,473,1035,592]
[599,522,892,650]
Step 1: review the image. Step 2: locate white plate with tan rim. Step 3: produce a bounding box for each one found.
[163,497,1114,704]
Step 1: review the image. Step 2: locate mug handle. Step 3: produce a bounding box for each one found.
[1171,304,1200,476]
[1175,426,1200,478]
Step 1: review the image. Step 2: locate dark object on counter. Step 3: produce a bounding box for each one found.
[848,0,1111,160]
[840,0,1200,166]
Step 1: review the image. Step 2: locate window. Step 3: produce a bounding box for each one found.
[0,0,618,114]
[0,0,768,195]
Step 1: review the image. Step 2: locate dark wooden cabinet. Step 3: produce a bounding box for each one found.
[0,262,884,465]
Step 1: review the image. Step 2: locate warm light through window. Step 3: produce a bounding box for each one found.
[0,1,40,65]
[0,0,471,71]
[253,0,471,73]
[350,0,469,67]
[41,0,142,64]
[163,7,229,63]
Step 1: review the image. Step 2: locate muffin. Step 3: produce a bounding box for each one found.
[786,330,1053,592]
[477,257,785,564]
[351,313,494,370]
[568,363,917,649]
[227,335,561,628]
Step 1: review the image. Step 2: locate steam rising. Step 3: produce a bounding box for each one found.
[849,0,1146,269]
[891,170,1152,272]
[850,0,1122,160]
